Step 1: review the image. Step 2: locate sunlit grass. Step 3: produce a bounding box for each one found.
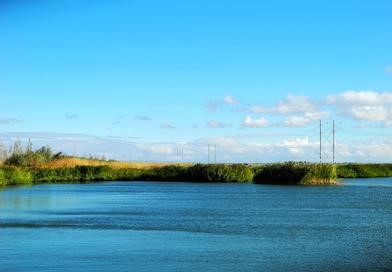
[39,157,192,169]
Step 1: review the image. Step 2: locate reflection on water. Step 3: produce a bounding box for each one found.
[342,177,392,187]
[0,191,51,210]
[0,180,392,272]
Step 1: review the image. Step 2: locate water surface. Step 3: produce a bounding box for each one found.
[1,179,392,271]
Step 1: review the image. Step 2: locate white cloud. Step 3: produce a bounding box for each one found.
[327,90,392,123]
[385,65,392,74]
[140,144,175,156]
[206,120,231,128]
[65,113,78,119]
[250,105,269,113]
[284,111,330,127]
[223,95,238,105]
[205,100,221,113]
[0,118,23,125]
[248,95,329,127]
[251,95,316,114]
[242,116,270,128]
[206,95,239,113]
[275,94,315,114]
[2,132,392,163]
[284,116,311,127]
[278,137,314,155]
[304,111,330,120]
[160,123,176,129]
[349,106,388,121]
[327,90,392,105]
[134,114,152,121]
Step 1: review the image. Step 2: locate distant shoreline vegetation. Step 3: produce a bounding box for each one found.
[0,141,389,187]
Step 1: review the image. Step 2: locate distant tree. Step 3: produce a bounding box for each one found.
[0,140,7,162]
[12,140,23,155]
[4,140,58,167]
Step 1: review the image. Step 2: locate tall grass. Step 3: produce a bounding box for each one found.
[189,164,254,183]
[40,157,190,169]
[0,166,33,186]
[253,162,337,185]
[337,163,392,178]
[0,162,338,186]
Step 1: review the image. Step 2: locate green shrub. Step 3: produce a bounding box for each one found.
[188,164,254,183]
[0,169,5,186]
[337,163,392,178]
[0,166,33,186]
[3,140,65,168]
[1,162,340,187]
[254,162,337,185]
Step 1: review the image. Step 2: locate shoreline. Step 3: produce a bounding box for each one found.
[2,161,392,188]
[1,162,337,187]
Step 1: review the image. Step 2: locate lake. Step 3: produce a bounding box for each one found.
[1,179,392,271]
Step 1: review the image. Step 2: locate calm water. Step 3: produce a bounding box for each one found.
[1,179,392,272]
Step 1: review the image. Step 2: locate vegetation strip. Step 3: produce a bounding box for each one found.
[7,141,391,186]
[0,162,340,186]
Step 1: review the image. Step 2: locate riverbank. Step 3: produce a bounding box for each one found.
[0,162,337,186]
[336,163,392,178]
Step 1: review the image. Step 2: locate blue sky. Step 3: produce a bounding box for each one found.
[1,0,392,162]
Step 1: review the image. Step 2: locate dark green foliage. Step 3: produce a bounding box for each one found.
[32,166,145,183]
[0,162,339,187]
[0,164,255,186]
[141,165,190,181]
[4,141,64,167]
[0,166,33,186]
[337,163,392,178]
[189,164,254,183]
[253,162,337,185]
[301,163,337,185]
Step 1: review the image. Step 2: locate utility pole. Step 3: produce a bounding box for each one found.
[208,144,210,164]
[214,144,217,164]
[319,120,322,163]
[332,120,335,164]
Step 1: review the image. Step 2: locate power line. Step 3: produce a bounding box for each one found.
[207,144,210,164]
[333,120,335,164]
[214,144,217,164]
[319,120,322,163]
[319,119,337,164]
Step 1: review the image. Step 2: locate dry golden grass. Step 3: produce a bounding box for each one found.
[40,157,191,169]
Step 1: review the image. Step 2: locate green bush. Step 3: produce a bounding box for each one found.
[188,164,254,183]
[1,162,339,187]
[254,162,337,185]
[337,163,392,178]
[4,142,64,168]
[302,163,337,185]
[141,165,190,181]
[0,169,5,186]
[0,166,33,186]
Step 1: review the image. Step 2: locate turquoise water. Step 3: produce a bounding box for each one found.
[1,179,392,271]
